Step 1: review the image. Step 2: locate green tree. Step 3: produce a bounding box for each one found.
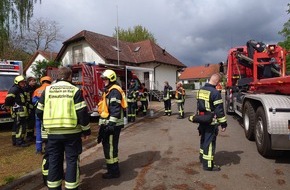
[278,3,290,72]
[31,59,61,79]
[113,25,156,43]
[0,0,40,54]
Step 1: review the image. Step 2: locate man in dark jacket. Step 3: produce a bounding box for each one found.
[189,73,227,171]
[5,75,29,147]
[24,76,38,142]
[127,79,138,122]
[163,81,173,116]
[139,83,149,116]
[36,67,91,190]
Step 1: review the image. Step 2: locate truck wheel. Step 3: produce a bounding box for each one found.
[225,98,231,115]
[255,106,273,157]
[243,101,255,141]
[225,91,233,115]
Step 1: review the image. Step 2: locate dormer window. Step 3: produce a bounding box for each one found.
[112,45,121,52]
[134,47,141,52]
[73,45,83,64]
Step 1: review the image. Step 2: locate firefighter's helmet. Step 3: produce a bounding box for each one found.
[101,69,116,82]
[40,76,52,84]
[14,75,25,84]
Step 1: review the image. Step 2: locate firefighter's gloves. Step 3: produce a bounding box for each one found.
[97,125,105,144]
[221,122,227,129]
[188,114,196,122]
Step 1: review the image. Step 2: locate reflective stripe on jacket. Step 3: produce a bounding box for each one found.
[197,83,227,125]
[5,85,28,118]
[36,81,90,135]
[175,87,185,103]
[98,83,127,126]
[98,84,127,118]
[163,85,173,100]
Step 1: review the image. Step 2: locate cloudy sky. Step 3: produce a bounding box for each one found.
[33,0,289,67]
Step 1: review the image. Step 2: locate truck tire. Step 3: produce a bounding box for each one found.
[225,98,231,115]
[255,106,273,157]
[225,91,233,115]
[242,101,255,141]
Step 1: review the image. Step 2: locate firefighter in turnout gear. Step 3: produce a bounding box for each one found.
[24,76,37,142]
[139,83,149,116]
[36,67,91,190]
[4,75,29,147]
[188,73,227,171]
[32,76,52,154]
[32,76,52,186]
[163,81,173,116]
[127,79,138,122]
[98,69,127,179]
[175,82,185,119]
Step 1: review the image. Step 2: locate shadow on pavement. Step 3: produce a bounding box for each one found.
[80,150,161,189]
[215,150,243,166]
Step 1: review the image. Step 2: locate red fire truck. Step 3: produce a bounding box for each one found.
[47,62,141,116]
[0,60,23,123]
[225,40,290,157]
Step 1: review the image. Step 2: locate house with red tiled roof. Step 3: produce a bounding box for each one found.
[179,63,219,89]
[55,30,186,91]
[24,50,58,77]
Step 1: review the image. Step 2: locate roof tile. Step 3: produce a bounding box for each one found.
[179,64,219,80]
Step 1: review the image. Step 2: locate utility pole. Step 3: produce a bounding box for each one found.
[116,5,120,66]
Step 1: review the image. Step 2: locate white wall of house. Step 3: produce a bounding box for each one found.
[155,64,177,91]
[194,82,201,89]
[26,54,47,77]
[136,63,155,90]
[60,41,105,66]
[137,63,178,91]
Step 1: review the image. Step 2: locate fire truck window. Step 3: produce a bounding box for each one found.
[0,75,15,90]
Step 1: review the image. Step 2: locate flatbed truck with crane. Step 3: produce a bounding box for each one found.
[225,40,290,157]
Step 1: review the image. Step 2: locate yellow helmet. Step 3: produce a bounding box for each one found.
[101,69,116,82]
[40,76,52,84]
[14,75,25,84]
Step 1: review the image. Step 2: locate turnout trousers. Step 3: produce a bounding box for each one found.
[127,102,136,122]
[46,135,82,190]
[102,126,122,165]
[163,99,171,115]
[177,101,184,118]
[41,140,49,186]
[198,124,218,170]
[26,109,35,141]
[140,100,148,116]
[102,126,122,177]
[12,115,27,145]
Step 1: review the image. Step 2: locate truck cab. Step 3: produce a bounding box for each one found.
[0,60,23,123]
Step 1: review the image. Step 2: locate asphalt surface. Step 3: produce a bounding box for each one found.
[2,92,290,190]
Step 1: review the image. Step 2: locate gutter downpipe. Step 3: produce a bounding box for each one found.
[153,63,162,90]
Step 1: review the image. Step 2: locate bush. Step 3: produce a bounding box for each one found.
[183,83,195,90]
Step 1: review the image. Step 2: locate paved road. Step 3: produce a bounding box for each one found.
[4,92,290,190]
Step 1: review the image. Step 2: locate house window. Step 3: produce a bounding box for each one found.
[73,45,83,63]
